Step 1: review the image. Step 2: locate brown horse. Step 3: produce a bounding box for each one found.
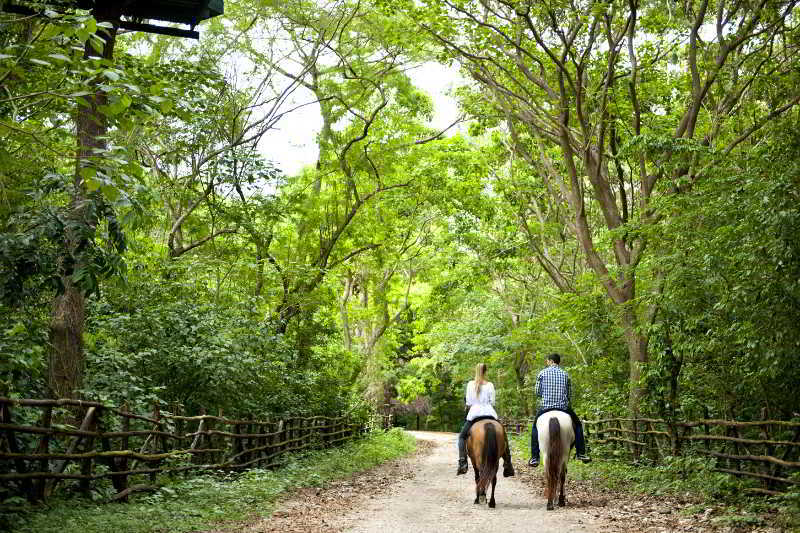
[466,418,508,508]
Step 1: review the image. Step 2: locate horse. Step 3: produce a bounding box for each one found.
[466,418,508,508]
[536,410,575,510]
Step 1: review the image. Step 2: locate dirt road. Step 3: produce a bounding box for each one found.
[334,431,602,533]
[225,431,772,533]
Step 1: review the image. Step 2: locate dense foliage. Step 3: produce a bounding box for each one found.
[3,429,415,532]
[1,0,799,429]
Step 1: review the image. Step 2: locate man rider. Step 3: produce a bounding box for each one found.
[528,353,591,467]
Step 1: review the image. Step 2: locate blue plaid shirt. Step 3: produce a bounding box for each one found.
[535,365,571,410]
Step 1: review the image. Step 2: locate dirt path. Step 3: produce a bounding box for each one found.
[215,431,782,533]
[332,431,602,533]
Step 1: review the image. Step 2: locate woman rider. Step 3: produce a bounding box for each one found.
[456,362,515,477]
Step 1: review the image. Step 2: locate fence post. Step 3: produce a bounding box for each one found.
[647,420,661,463]
[259,418,267,466]
[118,403,130,500]
[759,416,773,491]
[1,403,34,500]
[277,418,286,461]
[669,417,680,456]
[80,405,100,496]
[232,417,241,464]
[171,404,182,453]
[286,418,293,455]
[34,406,53,501]
[190,410,206,465]
[98,409,125,499]
[47,405,97,497]
[149,405,162,483]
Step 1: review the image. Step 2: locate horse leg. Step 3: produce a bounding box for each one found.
[542,452,554,510]
[558,464,567,507]
[488,474,497,508]
[475,481,486,504]
[471,453,481,504]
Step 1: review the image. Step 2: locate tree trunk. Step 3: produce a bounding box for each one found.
[48,286,85,399]
[621,304,648,417]
[339,273,354,351]
[48,14,117,399]
[254,244,264,298]
[513,351,531,417]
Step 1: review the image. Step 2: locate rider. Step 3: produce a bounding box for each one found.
[456,362,515,477]
[528,353,591,467]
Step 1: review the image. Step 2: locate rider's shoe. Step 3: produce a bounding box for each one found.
[503,462,515,477]
[576,453,592,463]
[528,457,539,467]
[457,457,468,475]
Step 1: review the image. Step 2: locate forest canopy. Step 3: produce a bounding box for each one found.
[1,0,798,428]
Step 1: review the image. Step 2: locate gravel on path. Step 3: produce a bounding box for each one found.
[333,431,602,533]
[208,430,785,533]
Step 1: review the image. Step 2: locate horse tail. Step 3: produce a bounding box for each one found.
[477,423,499,493]
[546,417,562,497]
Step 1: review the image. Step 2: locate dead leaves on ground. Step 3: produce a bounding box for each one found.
[513,459,784,533]
[207,440,434,533]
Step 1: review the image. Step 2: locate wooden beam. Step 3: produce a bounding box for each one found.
[118,20,198,39]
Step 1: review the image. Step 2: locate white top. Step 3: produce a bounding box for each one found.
[465,380,498,421]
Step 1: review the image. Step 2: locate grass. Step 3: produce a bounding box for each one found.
[4,428,416,533]
[511,431,800,531]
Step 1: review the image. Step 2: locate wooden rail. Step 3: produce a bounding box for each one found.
[0,398,389,503]
[499,415,800,494]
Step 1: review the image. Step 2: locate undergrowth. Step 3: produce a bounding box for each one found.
[4,428,415,533]
[511,432,800,531]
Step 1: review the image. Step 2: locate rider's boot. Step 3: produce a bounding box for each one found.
[457,435,468,475]
[528,456,539,467]
[576,453,592,463]
[457,457,468,475]
[502,435,515,477]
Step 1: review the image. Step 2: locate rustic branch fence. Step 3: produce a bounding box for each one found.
[0,398,386,503]
[501,416,800,495]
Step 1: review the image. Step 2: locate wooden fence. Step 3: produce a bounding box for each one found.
[501,416,800,495]
[0,398,378,503]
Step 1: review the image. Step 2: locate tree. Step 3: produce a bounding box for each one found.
[413,0,800,414]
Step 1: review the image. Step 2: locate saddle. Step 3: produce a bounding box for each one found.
[469,415,498,426]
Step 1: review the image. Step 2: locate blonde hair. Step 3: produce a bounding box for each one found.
[474,362,487,396]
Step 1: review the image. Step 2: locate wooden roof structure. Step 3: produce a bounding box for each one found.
[1,0,224,38]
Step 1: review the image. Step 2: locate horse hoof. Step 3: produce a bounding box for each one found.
[489,500,496,509]
[474,498,480,505]
[558,498,566,507]
[547,503,554,511]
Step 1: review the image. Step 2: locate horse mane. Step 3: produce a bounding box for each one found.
[545,417,563,498]
[476,423,499,494]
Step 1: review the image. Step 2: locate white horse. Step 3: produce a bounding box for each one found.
[536,411,575,510]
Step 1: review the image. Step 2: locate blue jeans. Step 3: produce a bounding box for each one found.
[530,407,586,459]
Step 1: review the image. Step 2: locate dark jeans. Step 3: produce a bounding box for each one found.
[530,407,586,459]
[458,419,512,463]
